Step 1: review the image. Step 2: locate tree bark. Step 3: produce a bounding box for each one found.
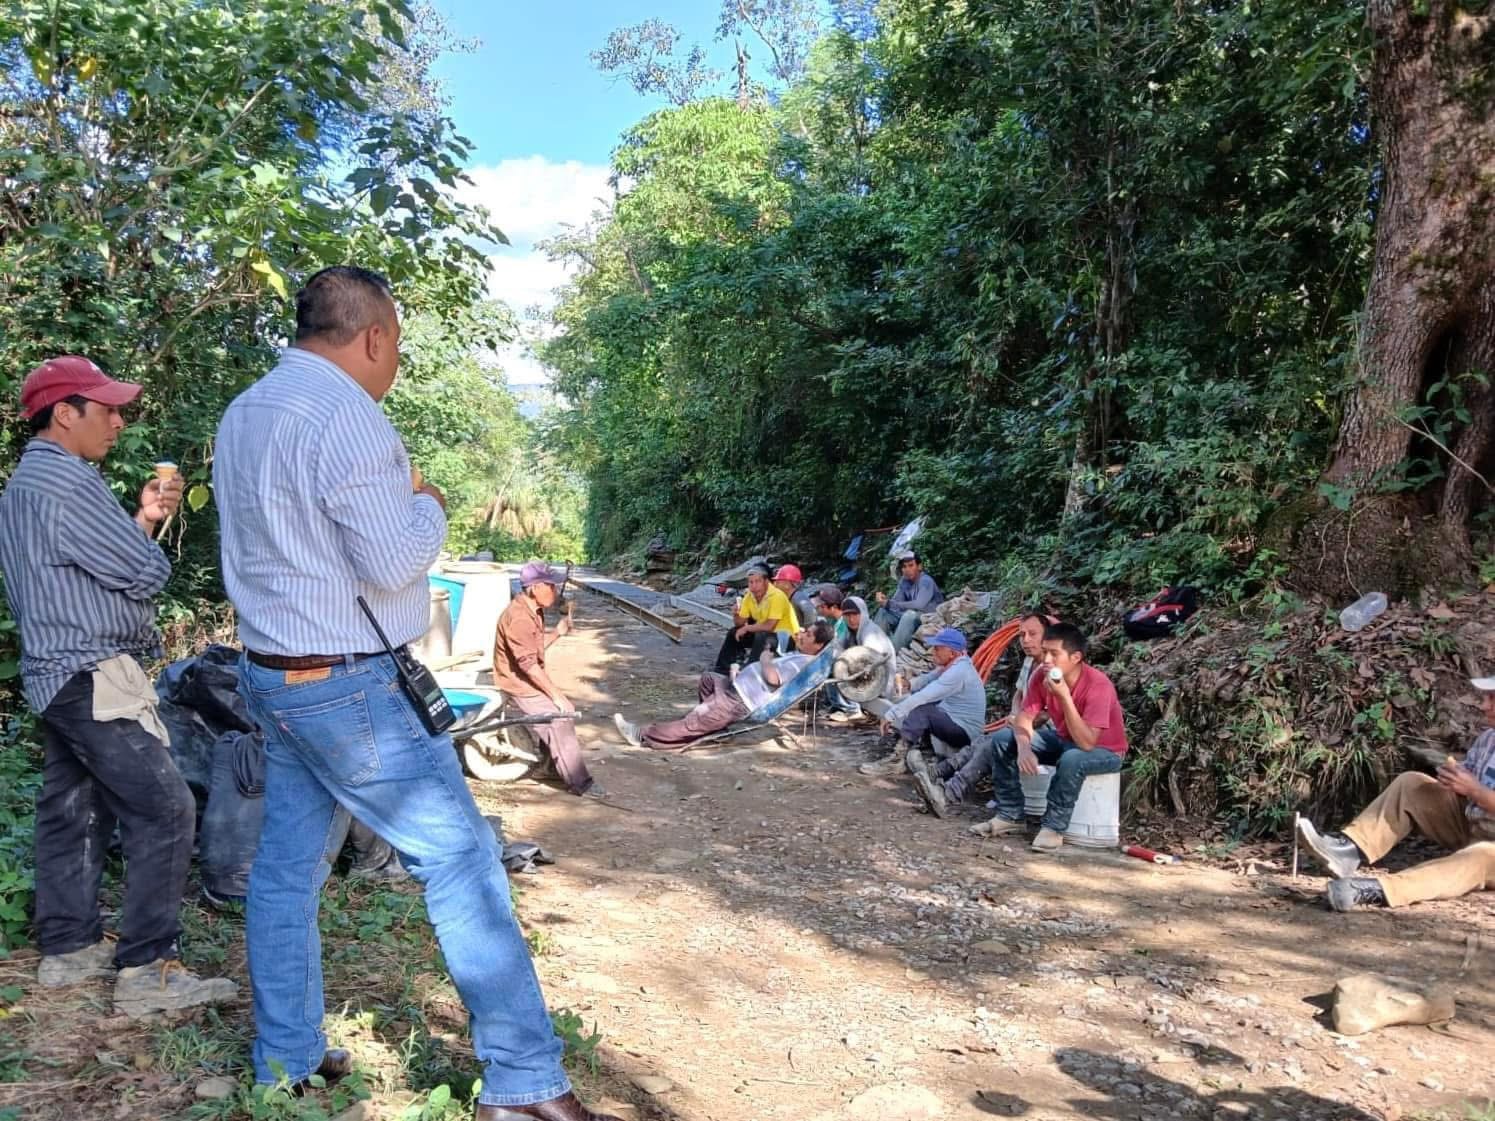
[1283,0,1495,597]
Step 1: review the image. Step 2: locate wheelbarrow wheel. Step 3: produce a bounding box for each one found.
[460,724,544,784]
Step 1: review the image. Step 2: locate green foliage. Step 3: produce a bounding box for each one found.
[0,0,534,614]
[551,0,1372,590]
[0,717,40,955]
[551,1008,603,1076]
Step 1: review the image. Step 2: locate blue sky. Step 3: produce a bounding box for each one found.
[429,1,793,386]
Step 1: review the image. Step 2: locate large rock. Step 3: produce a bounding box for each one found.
[844,1083,944,1119]
[1331,972,1454,1035]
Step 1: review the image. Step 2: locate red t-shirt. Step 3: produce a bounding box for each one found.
[1023,663,1128,755]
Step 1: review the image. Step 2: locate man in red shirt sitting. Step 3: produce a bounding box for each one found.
[971,622,1127,852]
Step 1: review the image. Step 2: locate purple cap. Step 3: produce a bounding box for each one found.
[520,561,564,588]
[929,627,967,653]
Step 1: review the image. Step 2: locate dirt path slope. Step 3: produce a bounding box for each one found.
[489,590,1495,1121]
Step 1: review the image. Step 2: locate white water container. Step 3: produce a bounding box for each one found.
[1339,591,1387,632]
[1064,771,1121,848]
[438,561,512,665]
[1020,765,1054,815]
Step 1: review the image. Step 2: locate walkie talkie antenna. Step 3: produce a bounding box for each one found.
[356,595,397,655]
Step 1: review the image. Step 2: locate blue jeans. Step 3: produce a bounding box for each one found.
[821,682,861,715]
[874,607,921,650]
[991,726,1123,831]
[239,654,569,1107]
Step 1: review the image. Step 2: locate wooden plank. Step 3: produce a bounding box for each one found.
[668,595,734,628]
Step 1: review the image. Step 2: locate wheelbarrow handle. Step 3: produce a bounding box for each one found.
[454,710,584,739]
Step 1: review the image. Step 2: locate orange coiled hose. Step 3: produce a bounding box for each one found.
[970,618,1021,731]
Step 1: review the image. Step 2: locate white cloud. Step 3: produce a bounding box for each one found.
[458,156,612,388]
[461,156,613,250]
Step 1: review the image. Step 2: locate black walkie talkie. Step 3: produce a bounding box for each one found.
[357,596,455,735]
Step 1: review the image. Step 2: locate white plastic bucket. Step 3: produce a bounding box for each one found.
[436,562,512,665]
[1020,765,1054,815]
[1064,770,1121,848]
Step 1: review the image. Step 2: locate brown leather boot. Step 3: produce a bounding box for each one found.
[475,1091,621,1121]
[291,1049,354,1096]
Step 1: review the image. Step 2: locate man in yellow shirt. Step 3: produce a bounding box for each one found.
[713,564,800,673]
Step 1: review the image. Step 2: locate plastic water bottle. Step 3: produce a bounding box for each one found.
[1339,592,1387,632]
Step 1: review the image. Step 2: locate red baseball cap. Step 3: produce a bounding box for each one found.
[773,564,804,583]
[19,356,142,419]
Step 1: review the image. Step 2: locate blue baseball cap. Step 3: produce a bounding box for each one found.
[929,627,966,653]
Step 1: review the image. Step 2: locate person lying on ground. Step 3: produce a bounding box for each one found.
[874,550,944,650]
[0,356,237,1016]
[859,627,985,776]
[1297,676,1495,912]
[828,595,898,724]
[913,611,1050,818]
[492,561,601,797]
[774,564,817,646]
[968,621,1127,853]
[614,622,834,750]
[713,564,800,673]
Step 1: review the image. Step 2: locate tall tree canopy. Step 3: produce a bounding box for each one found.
[0,0,580,680]
[548,0,1477,600]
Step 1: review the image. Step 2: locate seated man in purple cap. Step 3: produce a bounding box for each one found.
[859,627,985,777]
[970,622,1126,852]
[0,356,239,1015]
[1296,675,1495,912]
[492,561,599,796]
[614,621,833,750]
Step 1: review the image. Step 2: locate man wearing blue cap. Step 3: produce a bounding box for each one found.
[859,627,985,777]
[491,561,598,797]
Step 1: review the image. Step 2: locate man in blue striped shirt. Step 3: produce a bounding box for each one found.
[214,267,616,1121]
[0,356,238,1015]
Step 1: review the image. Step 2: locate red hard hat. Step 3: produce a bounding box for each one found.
[773,564,804,583]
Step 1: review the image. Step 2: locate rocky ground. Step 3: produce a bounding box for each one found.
[488,589,1495,1121]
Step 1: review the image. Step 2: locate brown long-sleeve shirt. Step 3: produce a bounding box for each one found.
[491,595,547,698]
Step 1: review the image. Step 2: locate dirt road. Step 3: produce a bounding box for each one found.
[489,589,1495,1121]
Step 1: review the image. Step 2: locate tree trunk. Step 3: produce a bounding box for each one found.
[1282,0,1495,599]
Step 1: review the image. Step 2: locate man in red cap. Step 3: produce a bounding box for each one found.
[772,564,816,651]
[0,357,237,1015]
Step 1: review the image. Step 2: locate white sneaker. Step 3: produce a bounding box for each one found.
[969,815,1026,838]
[1031,827,1064,853]
[613,713,642,748]
[827,708,862,724]
[905,748,928,777]
[114,959,238,1017]
[913,771,948,817]
[37,938,116,987]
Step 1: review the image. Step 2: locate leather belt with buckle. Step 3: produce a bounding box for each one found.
[246,651,380,671]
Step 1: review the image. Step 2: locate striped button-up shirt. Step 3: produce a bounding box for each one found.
[0,439,169,712]
[213,347,446,655]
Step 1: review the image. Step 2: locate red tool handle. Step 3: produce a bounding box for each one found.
[1123,844,1178,865]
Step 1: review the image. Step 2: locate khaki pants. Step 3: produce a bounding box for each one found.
[1342,772,1495,908]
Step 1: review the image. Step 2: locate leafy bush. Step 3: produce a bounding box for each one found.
[0,716,41,955]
